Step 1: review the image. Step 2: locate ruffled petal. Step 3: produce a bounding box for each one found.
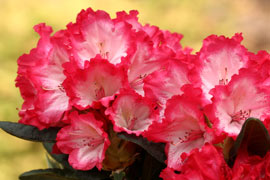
[56,111,110,170]
[67,8,134,67]
[198,33,249,100]
[64,57,127,109]
[106,89,159,136]
[160,144,232,180]
[206,69,270,137]
[16,23,70,129]
[145,87,211,170]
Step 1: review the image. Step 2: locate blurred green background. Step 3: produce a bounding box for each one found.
[0,0,269,179]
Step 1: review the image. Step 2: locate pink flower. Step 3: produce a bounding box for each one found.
[198,33,249,100]
[232,150,270,179]
[66,8,135,68]
[145,86,212,170]
[127,32,168,96]
[105,89,159,136]
[247,50,270,87]
[115,10,142,31]
[115,10,185,55]
[63,56,127,109]
[143,57,200,121]
[16,23,70,129]
[205,69,270,138]
[56,111,110,170]
[160,144,232,180]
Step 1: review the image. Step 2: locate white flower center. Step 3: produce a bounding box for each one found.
[178,129,204,144]
[230,109,251,123]
[219,67,229,85]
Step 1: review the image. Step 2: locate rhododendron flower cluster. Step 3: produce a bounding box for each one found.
[11,7,270,179]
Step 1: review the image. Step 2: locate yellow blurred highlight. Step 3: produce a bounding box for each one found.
[0,0,269,179]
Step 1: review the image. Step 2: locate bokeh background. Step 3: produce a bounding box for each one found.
[0,0,269,179]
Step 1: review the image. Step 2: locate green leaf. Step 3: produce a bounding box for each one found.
[46,154,64,169]
[117,132,166,163]
[113,171,125,180]
[20,168,111,180]
[204,114,213,128]
[19,169,78,180]
[0,121,58,142]
[43,142,72,169]
[228,118,270,167]
[141,153,165,180]
[43,142,111,179]
[71,170,111,180]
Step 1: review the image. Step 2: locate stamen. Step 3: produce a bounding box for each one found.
[128,117,137,130]
[98,42,109,59]
[40,84,65,92]
[58,84,65,92]
[219,67,229,85]
[95,87,105,100]
[80,137,103,147]
[178,129,204,144]
[121,109,137,130]
[230,109,251,123]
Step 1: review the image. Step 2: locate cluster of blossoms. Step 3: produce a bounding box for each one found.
[16,8,270,179]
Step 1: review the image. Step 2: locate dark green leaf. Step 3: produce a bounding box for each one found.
[43,142,111,180]
[0,121,58,142]
[113,171,125,180]
[19,169,78,180]
[72,170,111,180]
[228,118,270,167]
[46,154,64,169]
[117,132,166,163]
[20,168,111,180]
[141,153,165,180]
[43,142,72,169]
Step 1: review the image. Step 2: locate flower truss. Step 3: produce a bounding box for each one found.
[2,7,269,180]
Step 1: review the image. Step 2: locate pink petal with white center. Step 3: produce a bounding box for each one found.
[56,111,110,170]
[143,59,200,121]
[160,144,232,180]
[157,30,183,54]
[198,33,249,100]
[67,8,134,67]
[127,34,169,95]
[16,75,50,130]
[206,69,270,137]
[165,137,205,170]
[35,89,69,126]
[115,10,186,55]
[144,87,212,170]
[106,89,159,136]
[29,37,70,90]
[16,23,70,129]
[64,57,127,109]
[247,50,270,86]
[144,59,190,102]
[115,10,142,31]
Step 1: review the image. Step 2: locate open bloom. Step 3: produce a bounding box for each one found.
[66,8,135,68]
[198,33,249,100]
[63,57,127,109]
[232,151,270,180]
[247,50,270,86]
[160,144,232,180]
[16,23,70,129]
[145,86,213,170]
[56,111,110,170]
[126,33,168,96]
[206,69,270,137]
[143,56,200,121]
[106,89,159,136]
